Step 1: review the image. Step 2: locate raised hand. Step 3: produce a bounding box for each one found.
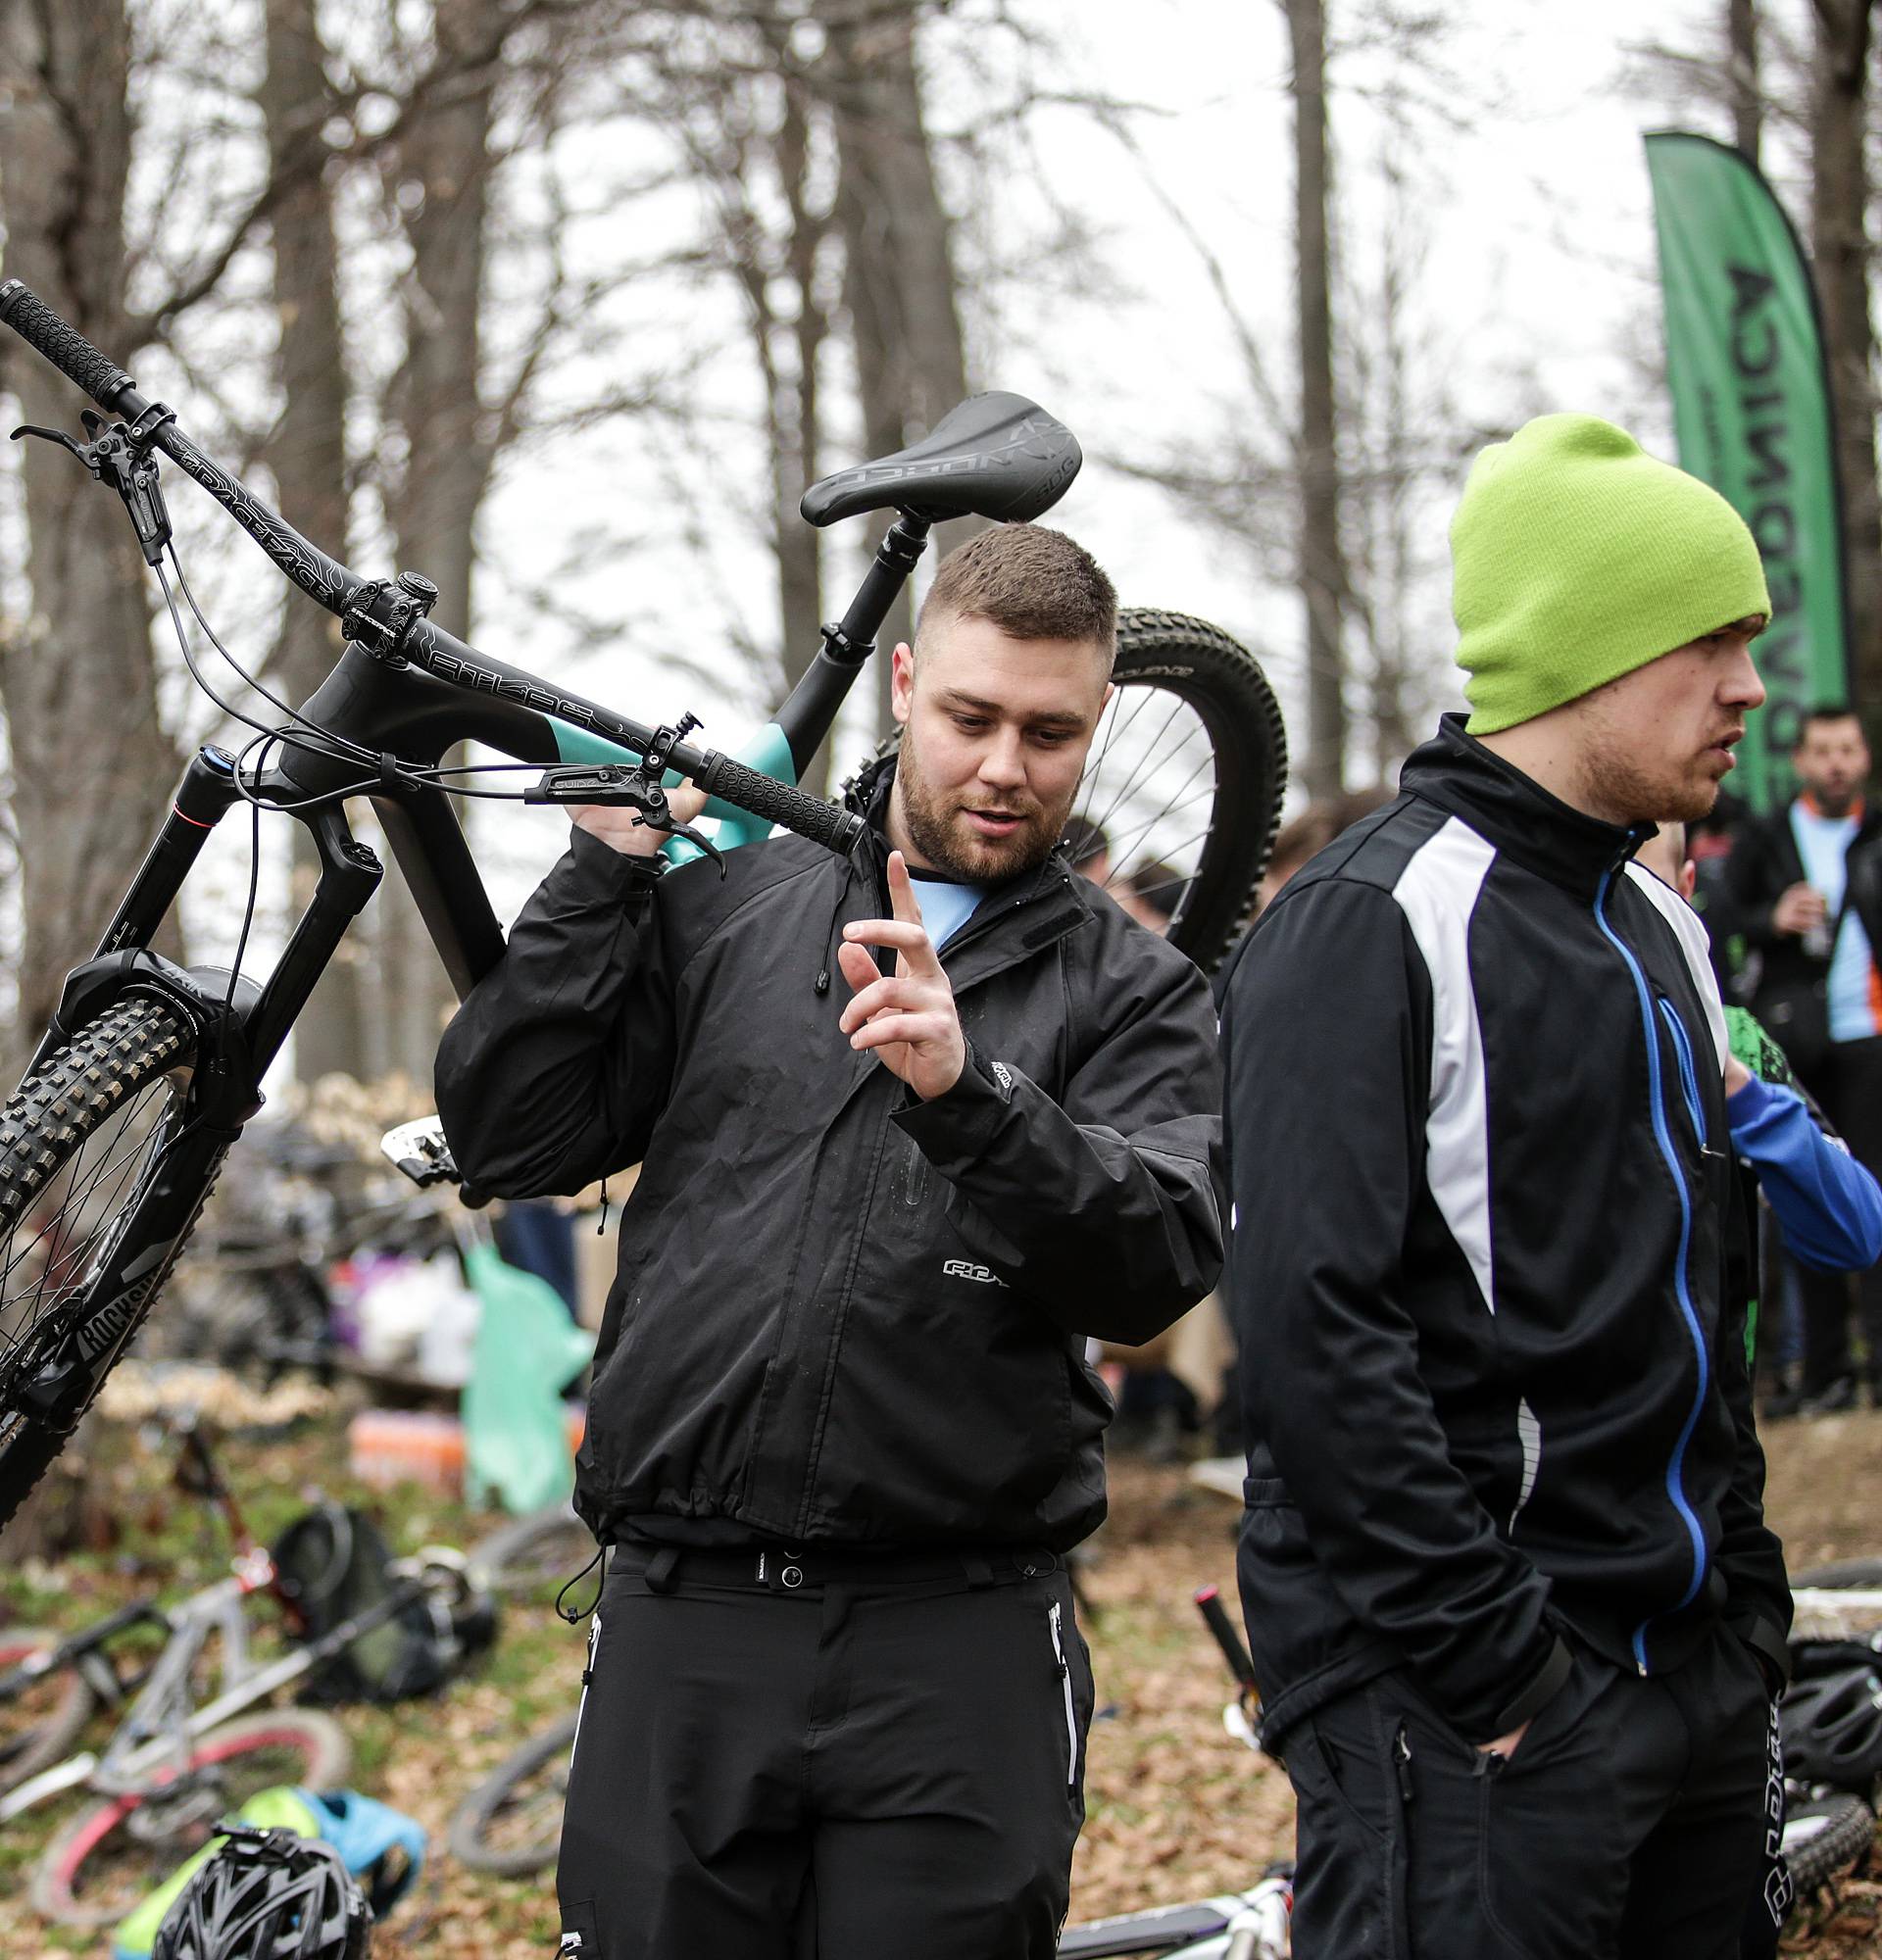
[836,852,966,1101]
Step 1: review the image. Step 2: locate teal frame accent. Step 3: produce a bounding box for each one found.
[547,716,800,863]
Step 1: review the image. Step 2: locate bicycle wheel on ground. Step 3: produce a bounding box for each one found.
[1071,611,1286,973]
[448,1708,577,1877]
[1788,1556,1882,1642]
[1784,1792,1875,1893]
[0,997,205,1535]
[468,1504,596,1599]
[0,1628,96,1796]
[28,1707,352,1930]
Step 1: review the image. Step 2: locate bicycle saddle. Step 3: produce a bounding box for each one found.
[800,391,1081,528]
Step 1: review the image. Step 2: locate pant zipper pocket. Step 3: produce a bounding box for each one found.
[570,1611,601,1767]
[1048,1599,1078,1790]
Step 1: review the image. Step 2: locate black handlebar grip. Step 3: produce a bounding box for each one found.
[698,755,867,858]
[0,281,137,412]
[1194,1585,1260,1691]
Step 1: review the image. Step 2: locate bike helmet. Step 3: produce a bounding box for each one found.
[151,1826,371,1960]
[1780,1665,1882,1792]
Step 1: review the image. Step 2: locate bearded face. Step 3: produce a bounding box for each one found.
[885,612,1111,884]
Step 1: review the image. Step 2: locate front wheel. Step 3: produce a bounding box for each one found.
[0,996,207,1534]
[28,1708,353,1929]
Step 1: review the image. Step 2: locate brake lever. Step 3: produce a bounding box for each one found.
[11,415,173,564]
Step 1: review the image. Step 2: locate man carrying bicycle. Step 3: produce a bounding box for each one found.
[435,522,1225,1960]
[1220,416,1793,1958]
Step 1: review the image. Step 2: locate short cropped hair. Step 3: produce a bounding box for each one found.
[1799,704,1863,742]
[916,523,1116,667]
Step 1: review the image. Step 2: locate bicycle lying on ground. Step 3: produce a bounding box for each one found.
[0,281,1285,1534]
[0,1408,501,1929]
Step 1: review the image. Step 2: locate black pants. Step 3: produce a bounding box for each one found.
[1795,1034,1882,1393]
[1281,1627,1769,1958]
[556,1545,1092,1960]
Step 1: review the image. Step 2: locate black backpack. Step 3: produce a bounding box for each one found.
[272,1502,485,1704]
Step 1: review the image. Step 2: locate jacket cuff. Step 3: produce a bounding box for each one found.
[568,824,666,886]
[892,1039,1012,1151]
[1490,1636,1573,1736]
[1725,1071,1779,1124]
[1732,1611,1793,1694]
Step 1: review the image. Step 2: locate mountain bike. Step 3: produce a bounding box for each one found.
[0,280,1287,1536]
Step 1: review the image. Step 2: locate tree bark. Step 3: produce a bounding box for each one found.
[1285,0,1348,799]
[1728,0,1762,161]
[0,0,180,1082]
[262,0,368,1086]
[375,0,501,1089]
[1809,0,1880,727]
[817,0,972,742]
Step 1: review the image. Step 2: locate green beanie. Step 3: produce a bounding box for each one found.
[1452,414,1770,735]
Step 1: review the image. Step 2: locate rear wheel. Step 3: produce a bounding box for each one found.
[28,1707,352,1929]
[468,1504,596,1599]
[0,998,205,1533]
[1072,611,1286,973]
[0,1629,96,1796]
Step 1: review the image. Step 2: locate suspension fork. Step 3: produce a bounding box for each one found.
[96,744,245,957]
[241,801,383,1074]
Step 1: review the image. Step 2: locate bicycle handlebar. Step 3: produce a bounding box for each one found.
[0,280,137,412]
[0,279,868,861]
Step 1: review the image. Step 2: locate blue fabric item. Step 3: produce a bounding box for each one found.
[907,872,988,950]
[1727,1071,1882,1274]
[1789,802,1880,1042]
[494,1199,578,1312]
[297,1788,427,1911]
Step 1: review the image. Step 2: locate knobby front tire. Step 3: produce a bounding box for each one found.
[0,997,205,1534]
[1783,1792,1875,1894]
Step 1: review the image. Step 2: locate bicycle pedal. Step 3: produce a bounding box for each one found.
[380,1116,461,1189]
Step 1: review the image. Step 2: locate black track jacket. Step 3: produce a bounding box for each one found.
[1220,717,1791,1745]
[433,763,1224,1552]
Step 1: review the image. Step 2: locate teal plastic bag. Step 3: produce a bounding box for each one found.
[461,1240,594,1514]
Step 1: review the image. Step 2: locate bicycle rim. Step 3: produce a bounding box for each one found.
[1070,611,1287,972]
[0,997,199,1527]
[448,1711,577,1876]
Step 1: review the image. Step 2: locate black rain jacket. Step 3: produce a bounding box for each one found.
[1219,717,1791,1746]
[434,760,1225,1551]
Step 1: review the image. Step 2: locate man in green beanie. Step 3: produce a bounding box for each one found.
[1220,414,1791,1958]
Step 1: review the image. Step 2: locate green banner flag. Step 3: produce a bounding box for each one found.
[1646,129,1852,813]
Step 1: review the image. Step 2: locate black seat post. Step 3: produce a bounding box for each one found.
[823,511,932,668]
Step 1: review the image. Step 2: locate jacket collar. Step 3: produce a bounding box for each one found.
[1400,713,1651,901]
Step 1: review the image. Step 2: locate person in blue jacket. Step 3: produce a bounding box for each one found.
[1638,822,1882,1298]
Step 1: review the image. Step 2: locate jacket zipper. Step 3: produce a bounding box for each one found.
[1658,998,1706,1145]
[1593,869,1711,1674]
[1048,1599,1079,1789]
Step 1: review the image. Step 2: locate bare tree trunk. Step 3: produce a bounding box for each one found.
[262,0,367,1086]
[0,0,180,1080]
[375,0,501,1089]
[1286,0,1348,799]
[1809,0,1881,725]
[1729,0,1763,159]
[817,0,972,742]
